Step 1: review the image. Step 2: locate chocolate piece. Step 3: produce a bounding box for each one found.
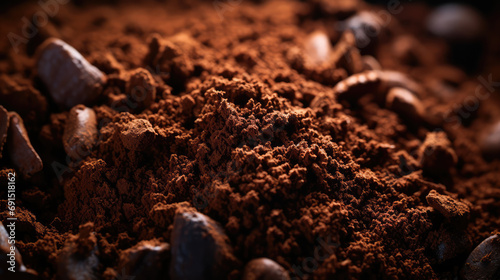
[342,11,384,50]
[462,235,500,280]
[36,38,105,109]
[334,70,424,102]
[0,106,8,158]
[63,105,98,159]
[0,222,37,279]
[333,70,381,101]
[118,241,170,280]
[7,113,43,177]
[242,258,290,280]
[426,4,484,42]
[127,68,157,110]
[57,223,99,280]
[385,87,425,124]
[119,119,156,151]
[304,31,331,66]
[170,210,238,280]
[426,190,470,223]
[480,122,500,159]
[418,132,458,176]
[426,4,484,71]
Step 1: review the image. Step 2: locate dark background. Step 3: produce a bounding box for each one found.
[366,0,498,14]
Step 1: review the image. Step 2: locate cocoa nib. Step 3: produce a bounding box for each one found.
[6,112,43,177]
[385,87,425,125]
[242,258,290,280]
[333,70,381,101]
[36,38,105,109]
[334,70,424,102]
[342,11,385,51]
[426,4,485,42]
[63,105,98,160]
[481,121,500,159]
[462,235,500,280]
[170,210,239,280]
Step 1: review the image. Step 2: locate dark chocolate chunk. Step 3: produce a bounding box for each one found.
[119,119,156,151]
[170,210,238,280]
[334,70,424,102]
[242,258,290,280]
[333,70,381,101]
[118,241,170,280]
[63,105,98,159]
[426,4,485,42]
[57,223,99,280]
[385,87,424,124]
[481,122,500,159]
[6,113,43,177]
[36,38,105,109]
[342,11,384,50]
[426,4,485,71]
[0,106,8,158]
[462,235,500,280]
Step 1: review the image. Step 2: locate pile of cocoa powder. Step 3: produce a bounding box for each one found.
[0,0,500,279]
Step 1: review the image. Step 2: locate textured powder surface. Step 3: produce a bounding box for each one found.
[0,1,500,279]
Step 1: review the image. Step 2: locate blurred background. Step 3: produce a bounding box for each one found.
[1,0,498,77]
[1,0,499,12]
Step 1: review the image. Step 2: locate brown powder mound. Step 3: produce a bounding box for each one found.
[0,1,499,280]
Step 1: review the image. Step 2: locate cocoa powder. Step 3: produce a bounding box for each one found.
[0,1,499,280]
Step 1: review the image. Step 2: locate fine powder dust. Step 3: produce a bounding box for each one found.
[0,0,499,279]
